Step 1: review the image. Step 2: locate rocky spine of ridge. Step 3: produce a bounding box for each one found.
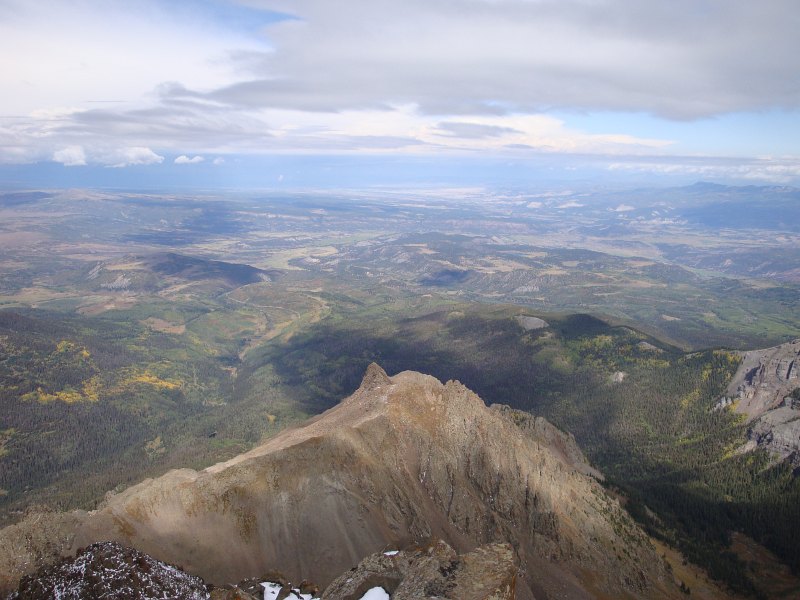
[7,538,517,600]
[721,339,800,462]
[0,364,682,599]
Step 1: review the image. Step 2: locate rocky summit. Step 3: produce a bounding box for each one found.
[8,541,208,600]
[1,364,685,599]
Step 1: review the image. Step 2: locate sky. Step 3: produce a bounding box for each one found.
[2,0,800,188]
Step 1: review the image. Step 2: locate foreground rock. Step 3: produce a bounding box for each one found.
[8,539,517,600]
[8,541,208,599]
[0,364,681,599]
[322,540,515,600]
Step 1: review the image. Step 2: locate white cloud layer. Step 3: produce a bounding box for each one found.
[217,0,800,118]
[175,155,205,164]
[109,147,164,168]
[607,157,800,184]
[0,0,264,116]
[53,145,86,166]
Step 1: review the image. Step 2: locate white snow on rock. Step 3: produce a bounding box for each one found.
[262,582,282,600]
[359,588,391,600]
[261,581,318,600]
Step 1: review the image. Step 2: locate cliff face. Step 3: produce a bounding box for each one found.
[0,364,682,599]
[726,339,800,419]
[722,340,800,462]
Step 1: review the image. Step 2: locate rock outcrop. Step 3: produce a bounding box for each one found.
[725,339,800,419]
[747,407,800,465]
[322,540,516,600]
[722,340,800,462]
[515,316,548,331]
[0,364,682,599]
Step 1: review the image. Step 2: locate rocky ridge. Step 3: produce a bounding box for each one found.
[0,364,683,599]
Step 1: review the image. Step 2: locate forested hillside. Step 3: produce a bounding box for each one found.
[0,308,305,522]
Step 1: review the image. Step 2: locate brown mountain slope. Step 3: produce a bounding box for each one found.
[1,364,685,599]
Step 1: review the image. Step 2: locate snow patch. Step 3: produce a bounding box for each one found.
[359,588,391,600]
[262,582,282,600]
[261,581,318,600]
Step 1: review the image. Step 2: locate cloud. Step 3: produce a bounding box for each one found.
[175,155,205,164]
[0,0,797,178]
[611,204,635,212]
[0,0,267,116]
[52,145,86,166]
[435,122,521,139]
[109,147,164,168]
[607,156,800,184]
[204,0,800,119]
[213,157,225,165]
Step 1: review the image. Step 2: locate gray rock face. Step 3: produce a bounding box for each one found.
[726,339,800,419]
[515,316,549,331]
[723,339,800,462]
[748,408,800,465]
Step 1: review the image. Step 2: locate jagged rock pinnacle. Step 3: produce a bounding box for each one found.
[359,362,391,391]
